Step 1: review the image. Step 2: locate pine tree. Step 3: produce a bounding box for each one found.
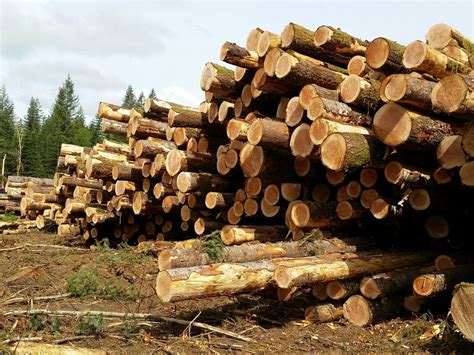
[41,75,86,175]
[22,98,43,177]
[89,114,103,145]
[148,88,157,99]
[0,86,17,179]
[136,91,145,108]
[122,85,136,109]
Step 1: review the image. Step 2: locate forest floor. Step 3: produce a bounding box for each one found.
[1,231,473,354]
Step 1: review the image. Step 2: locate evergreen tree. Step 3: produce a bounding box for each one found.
[122,85,136,109]
[89,114,103,145]
[148,88,157,99]
[136,91,145,108]
[0,86,17,178]
[41,75,86,175]
[22,97,43,177]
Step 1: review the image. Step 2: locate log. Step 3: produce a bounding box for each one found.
[431,74,474,117]
[365,37,407,73]
[165,150,216,176]
[168,105,210,128]
[426,23,474,55]
[220,42,260,69]
[312,183,330,203]
[347,55,385,80]
[441,45,472,66]
[134,138,177,158]
[360,266,432,299]
[281,183,301,202]
[373,103,454,149]
[263,47,284,77]
[320,133,384,171]
[336,200,367,220]
[327,278,360,300]
[343,295,403,326]
[462,123,474,157]
[58,176,103,190]
[275,53,347,90]
[326,169,346,185]
[383,161,431,185]
[381,74,435,111]
[247,117,290,149]
[112,162,143,181]
[193,218,224,236]
[436,135,466,169]
[424,215,450,239]
[413,264,474,297]
[284,97,305,127]
[200,62,242,98]
[309,118,372,146]
[239,143,296,178]
[176,172,234,193]
[280,22,350,66]
[220,225,287,245]
[305,303,343,323]
[460,161,474,186]
[252,68,296,97]
[289,200,337,228]
[274,250,438,288]
[360,189,379,209]
[257,30,281,57]
[131,117,167,139]
[403,41,472,79]
[339,75,382,112]
[451,283,474,342]
[298,84,338,110]
[290,124,318,158]
[359,168,378,188]
[314,25,368,56]
[246,27,264,52]
[98,102,130,123]
[307,96,372,126]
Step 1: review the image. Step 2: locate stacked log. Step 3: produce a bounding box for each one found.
[23,21,474,328]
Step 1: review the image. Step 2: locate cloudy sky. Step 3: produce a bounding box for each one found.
[0,0,472,122]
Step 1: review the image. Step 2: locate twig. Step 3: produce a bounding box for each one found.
[180,311,201,338]
[3,293,72,305]
[3,309,254,343]
[0,243,86,252]
[52,335,95,344]
[2,336,43,345]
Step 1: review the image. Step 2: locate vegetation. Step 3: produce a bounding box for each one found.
[0,213,18,222]
[0,80,157,179]
[201,230,225,262]
[76,314,104,335]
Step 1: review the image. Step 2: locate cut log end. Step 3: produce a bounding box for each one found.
[402,41,427,69]
[336,201,354,220]
[408,188,430,211]
[370,198,390,220]
[432,75,469,114]
[320,133,346,171]
[384,74,407,102]
[437,135,466,169]
[460,161,474,186]
[313,26,331,46]
[347,55,367,76]
[360,168,378,188]
[451,283,474,342]
[326,169,346,186]
[343,295,372,326]
[156,272,172,302]
[373,103,411,146]
[290,201,310,227]
[290,124,313,157]
[294,156,311,177]
[360,277,382,299]
[366,38,390,69]
[280,23,295,48]
[360,189,379,209]
[425,215,449,239]
[339,75,362,104]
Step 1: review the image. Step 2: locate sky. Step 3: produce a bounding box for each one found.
[0,0,473,123]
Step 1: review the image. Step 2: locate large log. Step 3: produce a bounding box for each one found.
[200,62,242,98]
[426,23,474,55]
[220,225,288,245]
[176,172,234,193]
[98,102,130,123]
[101,119,127,136]
[403,41,472,79]
[381,74,436,111]
[339,75,382,112]
[307,96,372,126]
[431,74,474,118]
[451,283,474,342]
[257,30,281,57]
[131,117,167,139]
[247,117,290,149]
[289,200,337,228]
[309,118,372,145]
[373,103,454,149]
[320,133,384,171]
[134,138,177,158]
[314,25,368,56]
[165,150,217,176]
[274,250,438,288]
[167,105,211,128]
[365,37,407,73]
[220,42,261,69]
[298,83,338,110]
[343,295,403,327]
[239,143,296,178]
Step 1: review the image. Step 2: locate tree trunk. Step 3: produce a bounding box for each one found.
[58,176,103,190]
[305,303,343,323]
[247,118,290,149]
[101,119,127,136]
[314,25,368,56]
[403,41,472,79]
[321,132,384,171]
[274,250,438,288]
[413,264,474,297]
[365,37,407,74]
[220,41,261,69]
[451,283,474,342]
[327,278,360,300]
[276,53,347,90]
[381,74,436,112]
[343,295,403,326]
[383,161,431,185]
[307,97,372,126]
[431,74,474,118]
[200,62,242,99]
[131,117,168,139]
[373,103,455,149]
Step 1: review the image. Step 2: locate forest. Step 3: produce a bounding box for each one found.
[0,77,157,179]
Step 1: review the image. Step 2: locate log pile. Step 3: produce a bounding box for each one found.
[21,22,474,335]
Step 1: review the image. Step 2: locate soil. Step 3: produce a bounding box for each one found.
[1,231,473,353]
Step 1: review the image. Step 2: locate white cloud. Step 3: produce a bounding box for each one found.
[156,85,202,107]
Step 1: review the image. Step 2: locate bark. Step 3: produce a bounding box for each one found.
[247,117,290,149]
[366,37,407,73]
[167,105,211,128]
[252,68,298,97]
[343,295,403,326]
[274,250,438,288]
[59,143,86,157]
[307,97,372,126]
[134,138,177,158]
[131,117,167,139]
[143,98,178,117]
[220,41,261,69]
[309,118,372,146]
[276,53,347,90]
[298,84,338,110]
[339,75,382,112]
[176,172,234,193]
[403,41,472,79]
[321,133,385,171]
[101,119,127,136]
[413,264,474,297]
[305,303,343,323]
[451,283,474,342]
[431,74,474,117]
[373,103,455,149]
[200,62,243,99]
[327,278,360,300]
[314,25,368,56]
[381,74,436,111]
[112,162,143,181]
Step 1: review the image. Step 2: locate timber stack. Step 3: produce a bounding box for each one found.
[21,22,474,335]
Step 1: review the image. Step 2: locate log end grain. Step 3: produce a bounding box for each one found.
[366,38,390,69]
[373,103,411,146]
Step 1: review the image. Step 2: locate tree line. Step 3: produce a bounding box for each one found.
[0,76,157,179]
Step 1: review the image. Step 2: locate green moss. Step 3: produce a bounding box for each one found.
[0,213,18,223]
[200,230,225,262]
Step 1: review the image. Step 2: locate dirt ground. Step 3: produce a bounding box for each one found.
[1,231,473,354]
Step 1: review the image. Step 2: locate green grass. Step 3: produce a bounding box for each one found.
[0,213,18,223]
[76,315,104,335]
[66,267,139,300]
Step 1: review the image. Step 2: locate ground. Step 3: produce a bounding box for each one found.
[1,232,473,353]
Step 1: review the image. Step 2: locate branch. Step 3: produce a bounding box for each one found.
[3,309,254,343]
